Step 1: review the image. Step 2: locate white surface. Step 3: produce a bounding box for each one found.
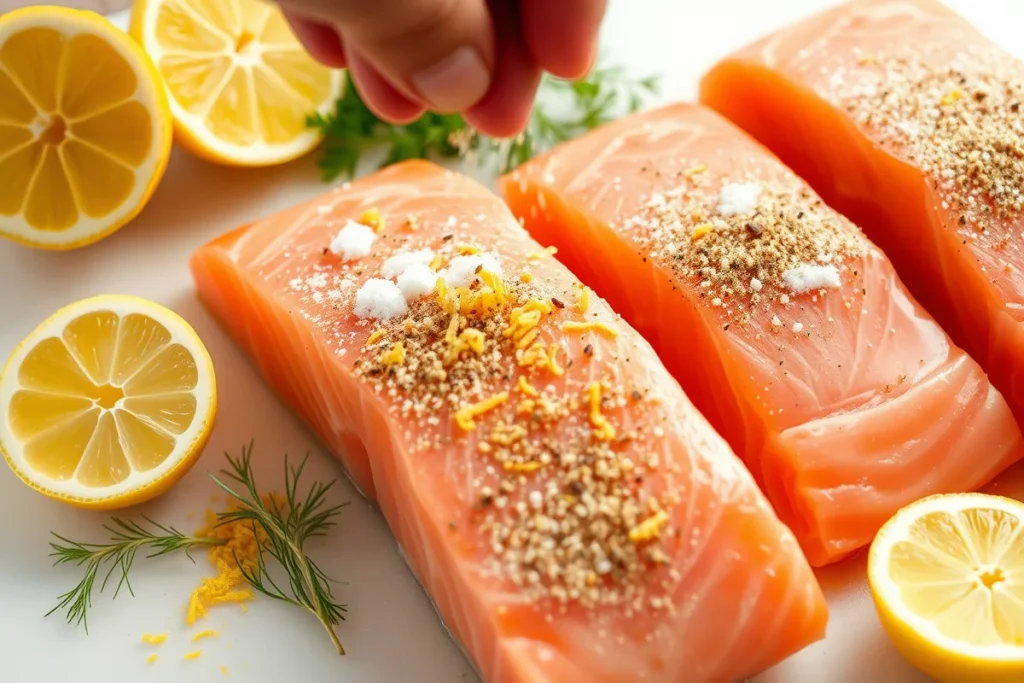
[1,2,1023,682]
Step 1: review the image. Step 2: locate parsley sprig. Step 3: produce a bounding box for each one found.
[307,62,660,182]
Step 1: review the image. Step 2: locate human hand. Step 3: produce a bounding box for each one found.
[279,0,607,138]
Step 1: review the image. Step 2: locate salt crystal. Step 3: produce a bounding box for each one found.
[329,220,376,261]
[750,278,763,292]
[771,316,782,327]
[781,264,842,294]
[439,253,503,287]
[354,279,408,320]
[717,182,762,216]
[381,248,434,279]
[529,491,543,509]
[792,322,804,334]
[396,263,438,300]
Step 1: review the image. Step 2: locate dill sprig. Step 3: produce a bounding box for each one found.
[46,517,224,632]
[46,443,350,655]
[211,443,350,654]
[307,60,660,182]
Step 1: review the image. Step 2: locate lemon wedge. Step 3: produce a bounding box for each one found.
[130,0,344,166]
[0,295,216,509]
[0,7,172,250]
[868,493,1024,683]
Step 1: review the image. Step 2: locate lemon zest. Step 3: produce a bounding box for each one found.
[691,223,714,240]
[146,654,158,664]
[365,329,387,346]
[587,383,617,441]
[359,208,385,233]
[547,346,565,377]
[579,286,590,314]
[142,633,168,645]
[684,164,708,176]
[405,214,420,231]
[563,321,618,338]
[521,271,533,283]
[455,392,510,431]
[503,461,543,473]
[528,246,558,260]
[379,342,406,366]
[517,376,539,397]
[429,253,444,271]
[220,665,231,677]
[628,510,670,543]
[941,89,963,106]
[183,650,202,661]
[457,244,481,255]
[192,629,218,642]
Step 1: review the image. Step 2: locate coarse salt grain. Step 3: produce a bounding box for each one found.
[750,277,763,292]
[771,316,782,327]
[792,322,804,334]
[396,263,438,300]
[354,279,408,320]
[381,249,435,279]
[439,253,503,287]
[329,220,376,261]
[716,182,762,216]
[781,264,841,294]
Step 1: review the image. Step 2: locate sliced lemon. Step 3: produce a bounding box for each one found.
[0,295,216,509]
[0,6,172,250]
[130,0,344,166]
[868,493,1024,683]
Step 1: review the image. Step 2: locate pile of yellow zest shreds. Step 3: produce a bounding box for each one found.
[186,499,278,625]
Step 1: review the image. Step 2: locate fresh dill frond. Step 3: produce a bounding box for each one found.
[47,443,349,654]
[308,60,661,182]
[47,517,224,632]
[211,442,350,655]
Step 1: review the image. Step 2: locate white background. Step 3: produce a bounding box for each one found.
[1,1,1023,682]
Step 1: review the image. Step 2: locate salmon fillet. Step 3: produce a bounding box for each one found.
[189,160,826,682]
[700,0,1024,427]
[501,103,1024,566]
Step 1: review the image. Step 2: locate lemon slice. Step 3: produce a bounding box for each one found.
[0,295,216,509]
[130,0,345,166]
[0,7,172,250]
[868,493,1024,683]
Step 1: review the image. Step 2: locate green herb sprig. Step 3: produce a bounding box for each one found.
[47,518,223,633]
[307,61,660,182]
[212,444,349,654]
[46,443,349,654]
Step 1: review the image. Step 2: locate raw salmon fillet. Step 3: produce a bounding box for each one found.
[701,0,1024,426]
[501,103,1024,566]
[190,161,826,682]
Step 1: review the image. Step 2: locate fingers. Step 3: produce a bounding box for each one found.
[463,0,541,138]
[282,10,347,68]
[520,0,607,79]
[345,47,425,124]
[280,0,496,113]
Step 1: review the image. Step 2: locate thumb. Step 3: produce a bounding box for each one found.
[280,0,496,112]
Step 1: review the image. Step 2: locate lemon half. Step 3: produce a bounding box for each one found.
[130,0,345,166]
[0,295,216,509]
[0,6,172,250]
[868,493,1024,683]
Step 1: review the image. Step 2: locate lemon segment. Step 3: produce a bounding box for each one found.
[0,7,172,250]
[0,295,216,509]
[868,493,1024,683]
[131,0,345,167]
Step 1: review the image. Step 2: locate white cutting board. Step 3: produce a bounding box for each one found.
[1,1,1022,681]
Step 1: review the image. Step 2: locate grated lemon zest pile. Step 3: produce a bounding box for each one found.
[141,633,168,645]
[185,497,283,626]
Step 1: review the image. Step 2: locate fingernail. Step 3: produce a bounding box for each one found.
[411,47,491,112]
